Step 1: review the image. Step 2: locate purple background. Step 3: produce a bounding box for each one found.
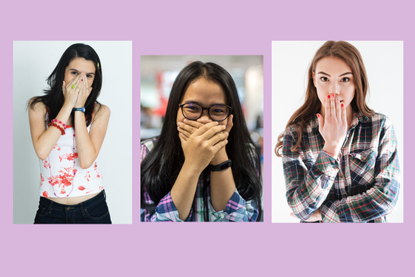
[3,0,412,276]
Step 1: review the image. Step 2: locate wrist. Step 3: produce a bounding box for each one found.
[210,149,228,165]
[322,145,341,158]
[182,160,204,176]
[62,102,74,111]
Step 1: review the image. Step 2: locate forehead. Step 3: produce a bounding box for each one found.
[182,77,226,104]
[315,56,352,74]
[66,57,96,73]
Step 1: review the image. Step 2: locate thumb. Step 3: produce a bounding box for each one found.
[317,113,324,132]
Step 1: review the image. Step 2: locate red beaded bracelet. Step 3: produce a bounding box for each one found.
[51,119,66,129]
[48,122,65,135]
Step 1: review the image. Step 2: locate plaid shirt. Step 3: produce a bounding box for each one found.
[282,112,400,223]
[141,138,259,222]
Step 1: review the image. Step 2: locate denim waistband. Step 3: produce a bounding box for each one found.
[39,190,106,213]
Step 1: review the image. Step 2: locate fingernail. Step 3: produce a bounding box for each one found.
[177,122,181,126]
[316,114,319,118]
[216,122,219,125]
[341,103,344,107]
[222,125,226,129]
[331,93,335,97]
[184,119,188,123]
[327,95,330,99]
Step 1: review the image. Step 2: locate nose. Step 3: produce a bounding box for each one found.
[196,109,212,124]
[331,82,340,95]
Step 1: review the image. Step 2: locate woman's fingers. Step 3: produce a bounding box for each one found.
[330,93,335,117]
[225,114,233,134]
[192,121,219,136]
[178,121,198,136]
[211,137,228,153]
[182,119,204,130]
[177,124,191,140]
[200,124,226,140]
[341,101,347,124]
[335,96,341,120]
[66,74,81,89]
[325,94,331,119]
[209,131,228,146]
[179,131,187,144]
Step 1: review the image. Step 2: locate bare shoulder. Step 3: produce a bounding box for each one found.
[28,97,46,114]
[93,103,110,122]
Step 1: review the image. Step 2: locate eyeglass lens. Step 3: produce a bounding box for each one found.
[182,103,229,121]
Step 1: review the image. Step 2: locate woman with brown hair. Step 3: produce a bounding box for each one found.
[275,41,400,223]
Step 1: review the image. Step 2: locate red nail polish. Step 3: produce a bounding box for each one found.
[341,103,344,107]
[317,114,320,118]
[327,95,330,99]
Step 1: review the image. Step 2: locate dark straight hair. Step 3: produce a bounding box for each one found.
[30,43,103,126]
[141,61,263,221]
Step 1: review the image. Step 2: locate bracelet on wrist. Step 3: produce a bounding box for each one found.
[73,107,85,113]
[48,122,65,135]
[51,119,66,129]
[210,160,232,172]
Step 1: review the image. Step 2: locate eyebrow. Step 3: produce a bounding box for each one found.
[69,69,95,75]
[317,71,353,77]
[183,100,226,106]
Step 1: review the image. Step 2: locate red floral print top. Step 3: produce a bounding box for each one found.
[39,123,103,198]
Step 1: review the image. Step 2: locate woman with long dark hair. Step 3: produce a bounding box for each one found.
[29,43,111,224]
[275,41,400,223]
[141,61,262,222]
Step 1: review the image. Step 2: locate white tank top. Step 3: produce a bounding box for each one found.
[38,120,104,198]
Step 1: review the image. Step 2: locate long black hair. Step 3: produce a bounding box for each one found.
[30,43,102,126]
[141,61,263,221]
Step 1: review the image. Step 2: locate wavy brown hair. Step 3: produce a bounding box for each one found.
[275,41,374,157]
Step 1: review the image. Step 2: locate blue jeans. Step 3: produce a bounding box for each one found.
[34,190,112,224]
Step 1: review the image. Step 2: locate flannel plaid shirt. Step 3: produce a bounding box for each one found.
[141,138,259,222]
[282,112,400,223]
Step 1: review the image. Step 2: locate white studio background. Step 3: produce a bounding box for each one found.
[13,41,132,224]
[271,41,404,223]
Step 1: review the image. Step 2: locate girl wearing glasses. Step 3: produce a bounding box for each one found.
[141,61,262,222]
[275,41,400,223]
[29,44,111,224]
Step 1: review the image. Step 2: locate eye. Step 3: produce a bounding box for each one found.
[71,71,79,76]
[86,74,93,78]
[184,103,201,113]
[341,77,350,82]
[210,105,228,115]
[320,77,328,82]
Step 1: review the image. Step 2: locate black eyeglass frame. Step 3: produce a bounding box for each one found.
[178,103,232,121]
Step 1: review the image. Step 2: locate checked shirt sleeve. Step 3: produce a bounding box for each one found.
[207,188,259,222]
[207,144,260,222]
[283,128,340,221]
[141,190,193,222]
[320,118,400,223]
